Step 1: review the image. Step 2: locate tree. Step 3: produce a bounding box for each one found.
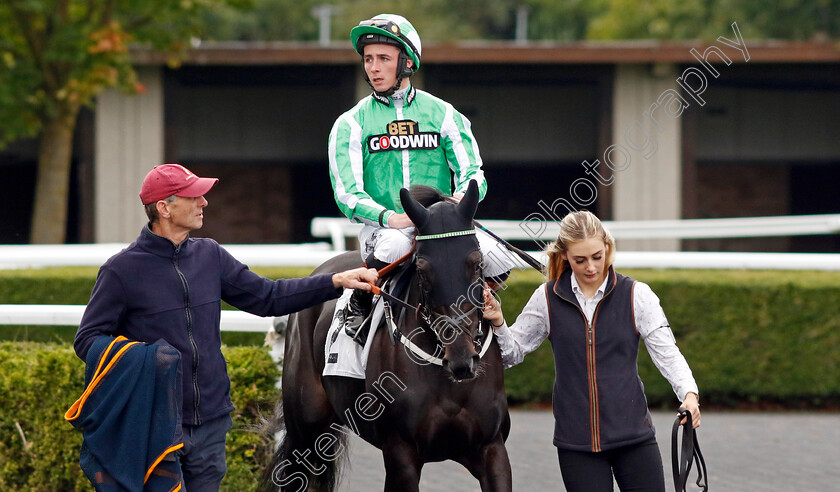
[586,0,840,40]
[0,0,250,244]
[197,0,602,43]
[198,0,840,43]
[201,0,320,41]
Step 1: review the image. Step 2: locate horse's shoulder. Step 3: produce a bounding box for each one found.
[311,251,365,276]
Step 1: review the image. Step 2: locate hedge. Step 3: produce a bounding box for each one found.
[2,267,840,407]
[0,267,313,346]
[0,343,280,492]
[500,268,840,408]
[0,266,838,489]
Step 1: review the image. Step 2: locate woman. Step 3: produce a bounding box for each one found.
[483,210,700,492]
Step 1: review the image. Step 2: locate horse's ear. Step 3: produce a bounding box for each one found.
[400,187,429,229]
[457,180,479,221]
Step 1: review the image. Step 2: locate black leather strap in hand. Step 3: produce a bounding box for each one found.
[671,407,708,491]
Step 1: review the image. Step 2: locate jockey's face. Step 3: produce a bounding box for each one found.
[363,44,411,93]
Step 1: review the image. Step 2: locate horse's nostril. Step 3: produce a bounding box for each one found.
[457,368,475,380]
[448,360,476,381]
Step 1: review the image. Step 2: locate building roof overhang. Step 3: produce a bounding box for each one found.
[131,40,840,66]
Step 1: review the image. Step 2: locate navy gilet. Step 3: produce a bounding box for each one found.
[546,267,654,452]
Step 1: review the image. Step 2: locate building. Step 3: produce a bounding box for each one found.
[2,37,839,252]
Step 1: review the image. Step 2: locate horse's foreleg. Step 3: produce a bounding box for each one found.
[382,439,422,492]
[468,436,513,492]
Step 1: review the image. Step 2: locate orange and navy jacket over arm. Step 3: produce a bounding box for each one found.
[66,336,183,492]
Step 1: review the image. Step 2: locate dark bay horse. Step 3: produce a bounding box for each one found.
[259,180,511,491]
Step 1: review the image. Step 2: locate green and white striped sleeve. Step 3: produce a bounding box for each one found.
[328,111,391,226]
[441,104,487,201]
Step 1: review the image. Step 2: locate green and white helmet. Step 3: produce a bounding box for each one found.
[351,14,422,71]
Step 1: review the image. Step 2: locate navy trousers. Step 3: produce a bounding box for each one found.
[177,414,233,491]
[556,436,666,492]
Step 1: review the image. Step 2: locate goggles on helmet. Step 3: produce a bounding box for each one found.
[357,18,420,58]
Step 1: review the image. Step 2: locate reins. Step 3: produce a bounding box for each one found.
[671,408,708,492]
[437,194,543,271]
[472,219,544,271]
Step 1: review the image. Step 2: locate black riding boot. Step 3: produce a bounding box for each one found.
[343,288,373,344]
[343,253,391,346]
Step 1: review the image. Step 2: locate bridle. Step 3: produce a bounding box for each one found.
[369,228,493,366]
[416,281,485,345]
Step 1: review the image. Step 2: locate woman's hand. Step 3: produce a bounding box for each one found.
[680,392,701,429]
[482,286,505,329]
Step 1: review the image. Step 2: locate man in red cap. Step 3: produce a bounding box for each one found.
[138,164,221,243]
[74,164,377,491]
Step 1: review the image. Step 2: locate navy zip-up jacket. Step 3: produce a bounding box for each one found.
[75,225,342,426]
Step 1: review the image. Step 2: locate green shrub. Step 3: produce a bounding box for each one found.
[0,267,314,345]
[2,266,840,408]
[0,343,280,492]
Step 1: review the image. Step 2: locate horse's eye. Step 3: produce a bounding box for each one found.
[468,261,481,280]
[417,268,432,287]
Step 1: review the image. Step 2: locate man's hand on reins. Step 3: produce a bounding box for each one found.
[332,268,379,291]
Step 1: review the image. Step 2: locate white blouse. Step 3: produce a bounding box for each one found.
[494,274,699,402]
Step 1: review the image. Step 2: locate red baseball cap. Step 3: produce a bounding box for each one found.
[139,164,218,204]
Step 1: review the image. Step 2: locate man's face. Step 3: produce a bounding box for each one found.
[164,195,208,234]
[363,43,411,93]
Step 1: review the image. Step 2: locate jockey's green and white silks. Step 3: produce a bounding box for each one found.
[328,84,487,227]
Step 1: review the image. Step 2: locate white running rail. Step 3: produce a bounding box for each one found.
[312,214,840,249]
[0,304,275,331]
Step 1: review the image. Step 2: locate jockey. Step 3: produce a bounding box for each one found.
[328,14,514,342]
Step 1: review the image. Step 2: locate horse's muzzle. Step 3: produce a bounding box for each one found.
[444,354,480,381]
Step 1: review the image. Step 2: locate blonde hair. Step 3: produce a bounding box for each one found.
[545,210,616,280]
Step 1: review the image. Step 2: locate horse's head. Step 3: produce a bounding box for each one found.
[400,180,485,382]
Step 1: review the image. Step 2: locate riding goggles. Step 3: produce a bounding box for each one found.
[357,19,420,56]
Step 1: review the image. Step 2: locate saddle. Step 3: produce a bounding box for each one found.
[323,258,416,379]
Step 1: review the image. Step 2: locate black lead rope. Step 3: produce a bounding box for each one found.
[671,408,708,492]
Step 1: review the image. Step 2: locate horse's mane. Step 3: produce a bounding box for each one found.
[408,184,450,207]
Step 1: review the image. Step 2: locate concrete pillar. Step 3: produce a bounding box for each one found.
[94,66,164,242]
[611,64,682,251]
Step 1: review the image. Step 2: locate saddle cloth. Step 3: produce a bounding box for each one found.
[322,289,386,379]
